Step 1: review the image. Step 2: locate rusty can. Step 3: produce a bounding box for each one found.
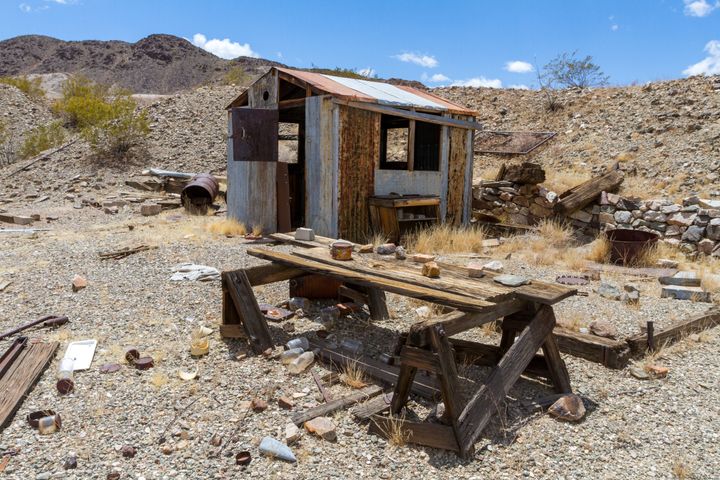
[38,413,62,434]
[125,347,140,364]
[181,174,219,214]
[134,356,154,370]
[330,240,353,261]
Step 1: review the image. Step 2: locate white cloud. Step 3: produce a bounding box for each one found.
[393,52,438,68]
[276,51,283,59]
[611,24,619,31]
[683,40,720,75]
[421,72,450,83]
[357,67,376,78]
[191,33,259,60]
[508,84,530,90]
[451,76,503,88]
[684,0,719,17]
[504,60,533,73]
[44,0,79,4]
[19,3,31,11]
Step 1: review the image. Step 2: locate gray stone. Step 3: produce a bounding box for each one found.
[614,211,633,224]
[548,394,586,422]
[493,274,530,287]
[394,246,407,260]
[661,285,711,302]
[660,204,681,214]
[643,211,667,222]
[598,282,621,300]
[698,239,716,255]
[667,212,697,227]
[376,243,396,255]
[707,218,720,240]
[699,198,720,209]
[482,260,504,273]
[665,224,683,236]
[681,225,705,243]
[569,209,593,223]
[589,320,618,339]
[599,212,615,225]
[140,203,162,216]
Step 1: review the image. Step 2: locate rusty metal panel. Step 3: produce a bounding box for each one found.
[446,123,468,226]
[231,108,278,162]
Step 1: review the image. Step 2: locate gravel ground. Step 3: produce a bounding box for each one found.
[1,202,719,479]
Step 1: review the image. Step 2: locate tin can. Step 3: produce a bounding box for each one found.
[330,240,353,261]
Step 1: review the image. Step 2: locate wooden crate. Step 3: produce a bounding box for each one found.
[368,195,440,244]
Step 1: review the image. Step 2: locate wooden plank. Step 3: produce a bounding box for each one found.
[0,342,58,430]
[305,96,337,238]
[554,327,630,369]
[446,125,468,226]
[408,302,526,346]
[293,247,514,302]
[541,328,573,394]
[338,284,369,305]
[457,305,557,451]
[369,415,460,452]
[276,161,291,233]
[554,169,624,215]
[247,248,497,313]
[333,98,482,131]
[337,104,379,242]
[626,310,720,355]
[312,370,333,403]
[449,338,552,379]
[400,346,440,372]
[291,384,383,426]
[241,263,305,286]
[222,276,242,326]
[309,339,440,400]
[390,364,417,414]
[428,327,464,452]
[225,271,274,353]
[365,287,390,320]
[353,392,393,420]
[584,262,677,278]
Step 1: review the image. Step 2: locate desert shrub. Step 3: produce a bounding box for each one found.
[19,121,66,159]
[224,66,250,86]
[541,51,609,89]
[0,76,44,100]
[0,120,17,165]
[406,224,486,254]
[52,75,149,160]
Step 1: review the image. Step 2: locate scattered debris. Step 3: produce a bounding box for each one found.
[235,451,252,466]
[304,416,337,441]
[170,263,221,282]
[259,437,296,463]
[422,261,440,278]
[0,315,68,341]
[134,356,154,370]
[63,339,97,370]
[71,275,88,292]
[99,244,157,260]
[287,352,314,374]
[177,368,198,381]
[548,394,586,422]
[493,274,530,287]
[294,227,315,241]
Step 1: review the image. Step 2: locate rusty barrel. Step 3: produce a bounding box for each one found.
[606,229,658,265]
[181,174,219,213]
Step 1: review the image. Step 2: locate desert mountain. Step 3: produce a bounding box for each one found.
[0,34,281,94]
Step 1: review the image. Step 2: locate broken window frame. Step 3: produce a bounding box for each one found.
[379,113,441,172]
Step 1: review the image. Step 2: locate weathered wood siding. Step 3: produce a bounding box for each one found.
[337,105,380,242]
[446,120,469,226]
[462,127,474,223]
[226,72,279,234]
[374,170,442,196]
[305,96,338,237]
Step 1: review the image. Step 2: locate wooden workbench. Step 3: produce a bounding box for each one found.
[221,238,576,457]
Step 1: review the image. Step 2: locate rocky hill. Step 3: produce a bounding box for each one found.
[437,75,720,199]
[0,34,281,94]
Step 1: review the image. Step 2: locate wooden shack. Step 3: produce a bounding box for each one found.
[226,67,480,243]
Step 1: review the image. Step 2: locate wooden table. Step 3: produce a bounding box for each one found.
[221,238,576,457]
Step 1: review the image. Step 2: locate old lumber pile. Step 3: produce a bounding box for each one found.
[553,169,624,216]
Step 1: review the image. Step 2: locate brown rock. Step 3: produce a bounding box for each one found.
[500,162,546,185]
[278,396,294,410]
[72,274,87,292]
[589,320,618,339]
[548,394,586,422]
[422,261,440,278]
[646,364,669,378]
[251,398,268,412]
[209,434,222,447]
[121,445,136,458]
[412,253,436,263]
[140,203,162,216]
[304,416,337,441]
[358,244,374,253]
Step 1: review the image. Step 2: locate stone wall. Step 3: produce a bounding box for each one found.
[473,182,720,256]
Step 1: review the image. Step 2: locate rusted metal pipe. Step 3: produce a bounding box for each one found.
[181,174,219,214]
[0,315,68,341]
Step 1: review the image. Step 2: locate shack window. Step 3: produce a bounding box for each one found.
[379,115,409,170]
[379,114,440,171]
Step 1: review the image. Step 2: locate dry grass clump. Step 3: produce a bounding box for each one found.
[207,218,247,236]
[149,371,169,388]
[671,458,692,479]
[376,414,412,447]
[340,360,368,389]
[585,234,611,264]
[535,219,574,248]
[405,224,486,254]
[543,168,591,194]
[365,232,388,247]
[251,224,263,237]
[495,219,574,266]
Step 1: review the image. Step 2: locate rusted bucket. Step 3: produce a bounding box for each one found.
[606,229,658,265]
[181,174,219,214]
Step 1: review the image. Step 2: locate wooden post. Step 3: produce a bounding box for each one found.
[647,321,655,352]
[366,288,390,320]
[225,270,274,353]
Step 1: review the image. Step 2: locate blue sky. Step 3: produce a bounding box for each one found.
[2,0,720,88]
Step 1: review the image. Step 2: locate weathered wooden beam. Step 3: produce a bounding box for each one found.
[365,287,390,321]
[224,271,274,353]
[626,310,720,356]
[291,385,383,426]
[353,392,393,420]
[554,169,624,216]
[241,263,305,287]
[554,327,630,369]
[457,305,556,452]
[369,415,460,452]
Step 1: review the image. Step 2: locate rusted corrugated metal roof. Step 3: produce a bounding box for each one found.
[227,67,476,116]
